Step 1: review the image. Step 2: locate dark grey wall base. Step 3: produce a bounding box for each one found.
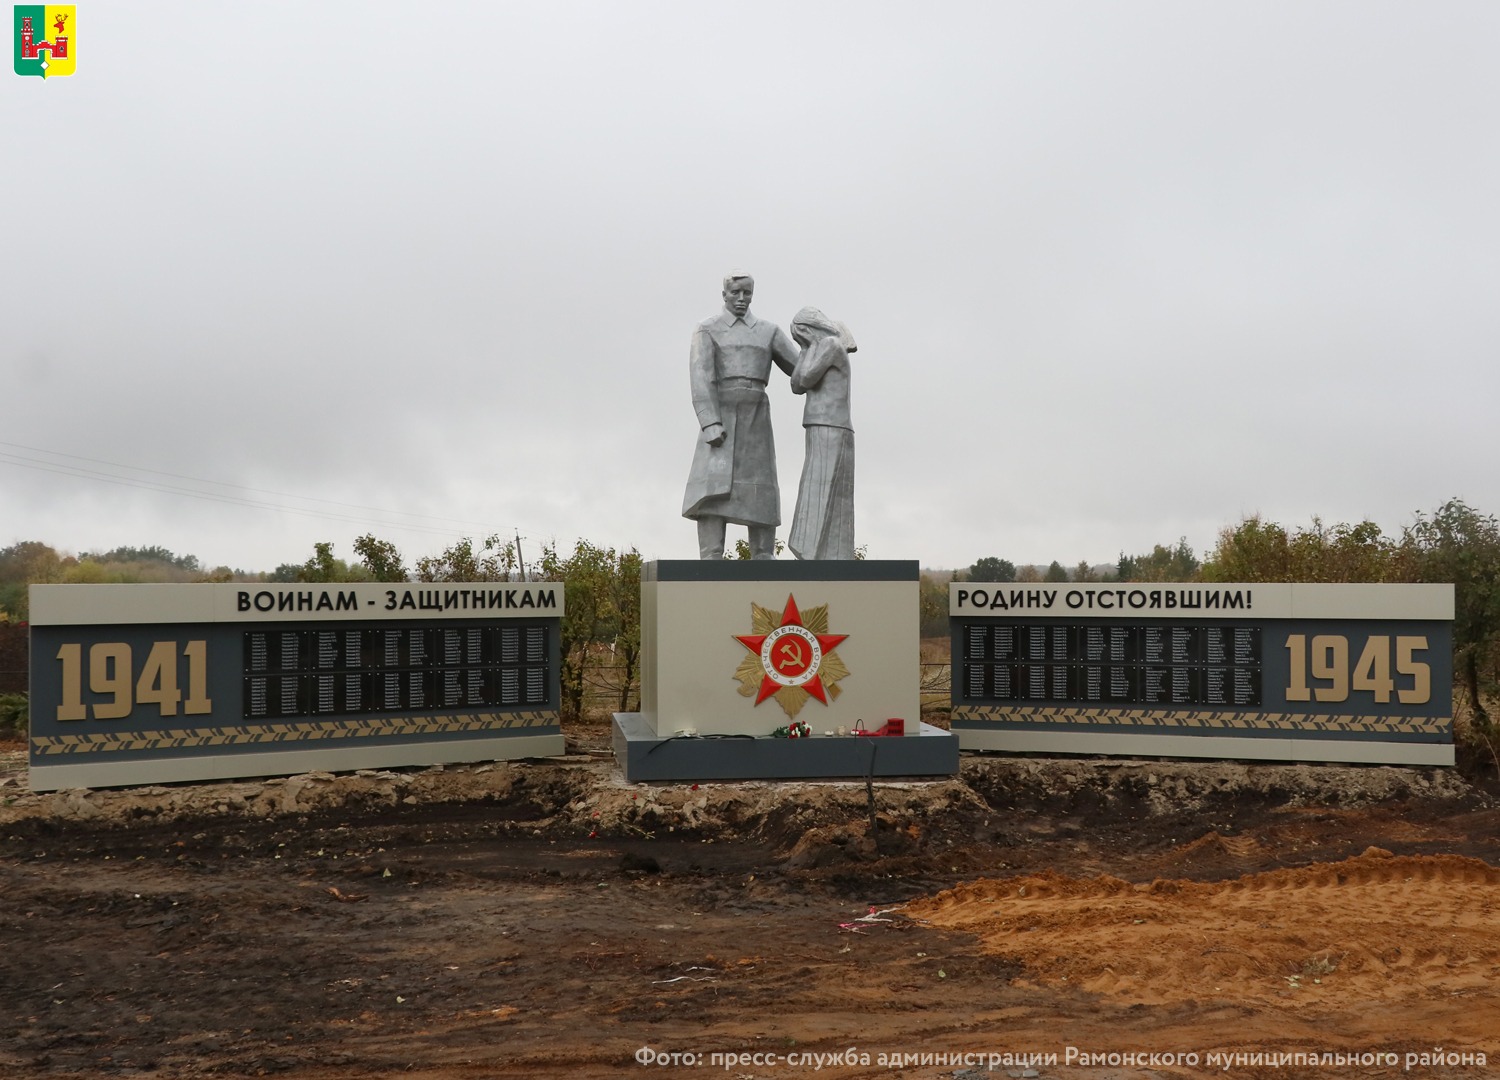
[612,713,958,783]
[28,731,566,792]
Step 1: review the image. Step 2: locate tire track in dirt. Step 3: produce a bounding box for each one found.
[1148,830,1267,877]
[906,852,1500,1028]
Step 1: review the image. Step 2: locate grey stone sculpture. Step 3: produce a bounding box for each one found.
[787,307,857,561]
[682,272,799,559]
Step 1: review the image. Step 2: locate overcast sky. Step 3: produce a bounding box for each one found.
[5,2,1498,575]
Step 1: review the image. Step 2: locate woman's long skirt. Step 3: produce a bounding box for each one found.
[788,425,855,560]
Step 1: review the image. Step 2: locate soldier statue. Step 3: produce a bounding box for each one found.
[681,272,798,559]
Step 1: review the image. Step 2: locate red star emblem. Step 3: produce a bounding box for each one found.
[734,594,848,706]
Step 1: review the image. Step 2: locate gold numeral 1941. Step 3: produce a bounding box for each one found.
[55,641,213,722]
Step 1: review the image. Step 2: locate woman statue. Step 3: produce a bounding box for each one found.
[787,307,857,560]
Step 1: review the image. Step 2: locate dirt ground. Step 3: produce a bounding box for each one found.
[2,719,1497,1080]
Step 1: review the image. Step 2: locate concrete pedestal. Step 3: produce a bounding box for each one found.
[629,559,957,782]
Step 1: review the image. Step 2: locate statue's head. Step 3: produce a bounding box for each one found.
[790,307,858,353]
[722,272,754,318]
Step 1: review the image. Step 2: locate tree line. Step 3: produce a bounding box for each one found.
[0,542,249,623]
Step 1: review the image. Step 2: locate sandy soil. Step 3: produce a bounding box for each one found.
[1,731,1497,1080]
[910,852,1500,1042]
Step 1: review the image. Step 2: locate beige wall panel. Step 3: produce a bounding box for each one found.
[951,582,1292,618]
[643,577,918,738]
[1289,583,1455,620]
[31,582,564,626]
[31,584,219,626]
[950,582,1454,621]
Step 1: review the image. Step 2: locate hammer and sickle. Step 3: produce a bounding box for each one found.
[777,638,806,670]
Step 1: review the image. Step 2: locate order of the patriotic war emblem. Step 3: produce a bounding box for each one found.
[732,595,850,719]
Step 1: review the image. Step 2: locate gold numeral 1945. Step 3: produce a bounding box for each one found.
[1285,634,1430,705]
[55,641,213,722]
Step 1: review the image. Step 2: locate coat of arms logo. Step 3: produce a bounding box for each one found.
[732,595,850,719]
[14,7,75,79]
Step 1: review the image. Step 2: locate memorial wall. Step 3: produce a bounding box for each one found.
[28,582,564,791]
[950,582,1454,766]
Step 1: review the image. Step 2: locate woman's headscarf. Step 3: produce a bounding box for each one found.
[790,307,858,353]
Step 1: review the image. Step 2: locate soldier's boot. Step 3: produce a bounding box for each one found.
[697,518,727,560]
[748,525,776,561]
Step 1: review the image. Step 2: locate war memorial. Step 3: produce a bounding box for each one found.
[27,272,1454,789]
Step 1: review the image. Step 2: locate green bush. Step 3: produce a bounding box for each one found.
[0,692,26,739]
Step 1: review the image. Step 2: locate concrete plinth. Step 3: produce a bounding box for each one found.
[642,559,921,737]
[628,559,954,782]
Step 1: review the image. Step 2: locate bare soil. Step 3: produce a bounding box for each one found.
[1,727,1497,1080]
